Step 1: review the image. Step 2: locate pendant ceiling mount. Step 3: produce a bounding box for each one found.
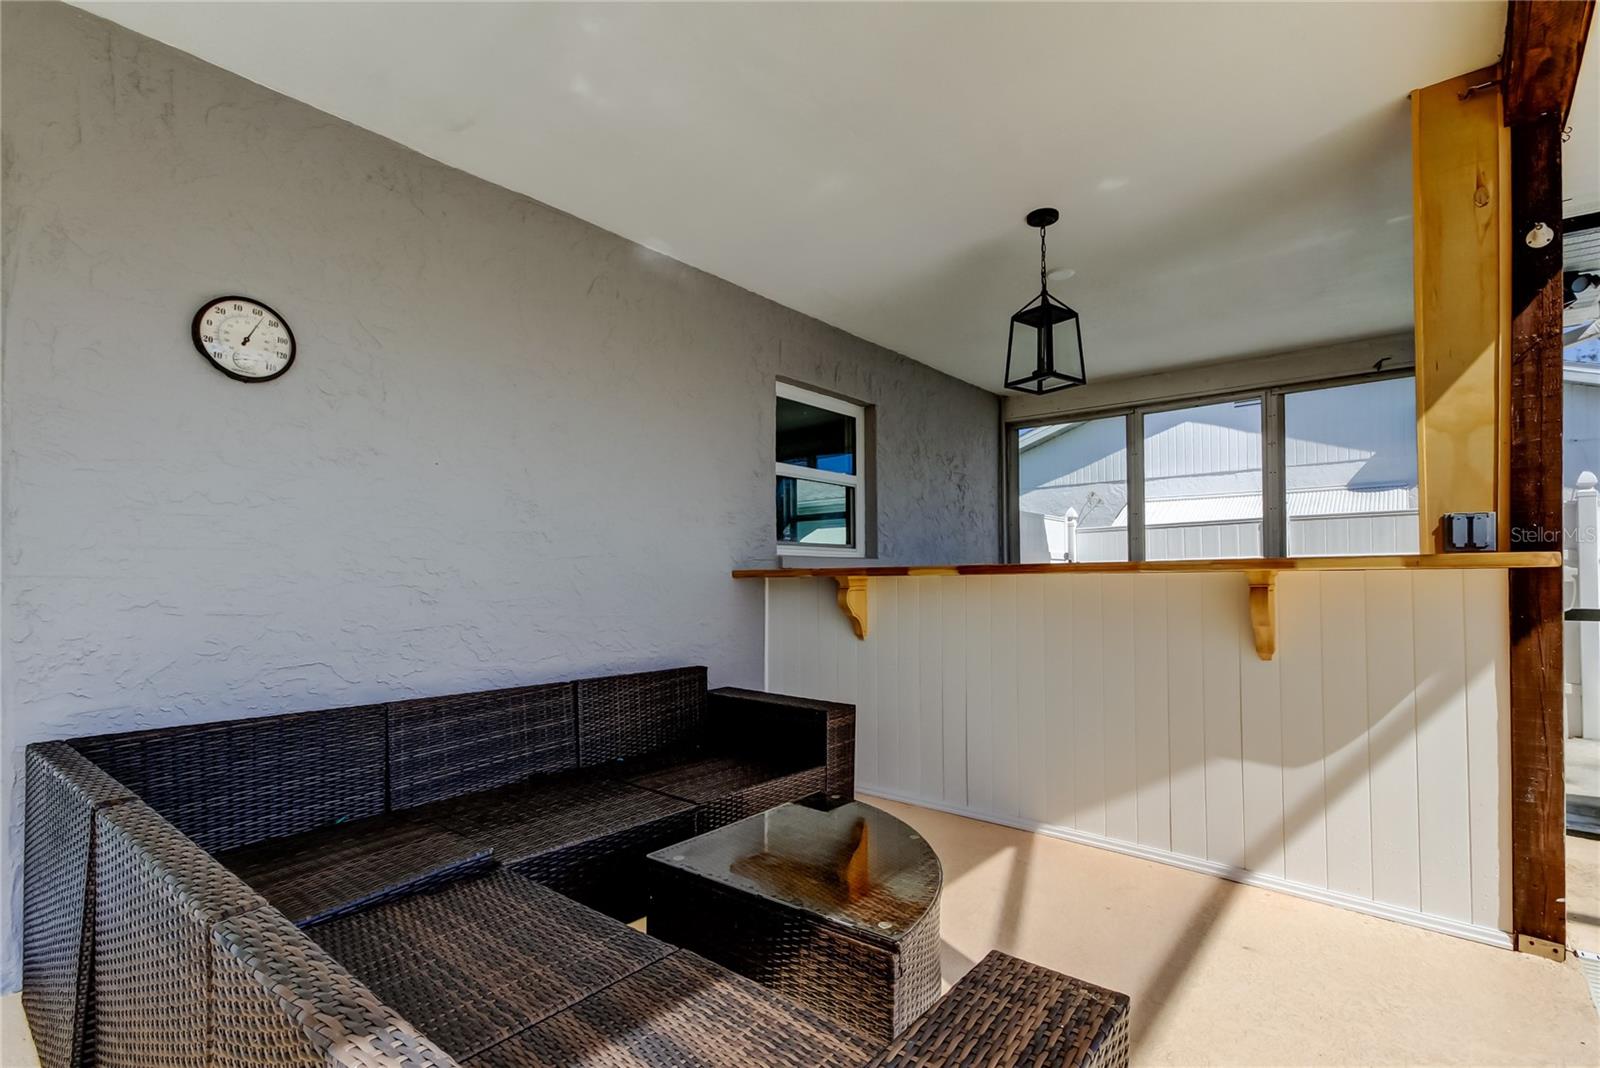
[1004,207,1086,396]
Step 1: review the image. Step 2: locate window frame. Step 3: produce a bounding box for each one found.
[776,381,867,558]
[1005,368,1415,562]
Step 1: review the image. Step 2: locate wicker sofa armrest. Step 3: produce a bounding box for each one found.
[864,951,1130,1068]
[212,907,462,1068]
[706,687,855,805]
[92,801,268,1068]
[21,743,137,1068]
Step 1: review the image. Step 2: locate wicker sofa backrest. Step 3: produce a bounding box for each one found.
[573,666,707,767]
[70,702,388,854]
[387,682,577,809]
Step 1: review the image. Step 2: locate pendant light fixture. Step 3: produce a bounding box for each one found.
[1004,207,1086,394]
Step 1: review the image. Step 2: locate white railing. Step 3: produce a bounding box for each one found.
[1573,472,1599,739]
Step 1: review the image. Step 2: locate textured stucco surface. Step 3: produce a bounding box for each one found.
[0,1,999,989]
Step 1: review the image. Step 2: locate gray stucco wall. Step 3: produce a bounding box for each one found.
[0,1,999,989]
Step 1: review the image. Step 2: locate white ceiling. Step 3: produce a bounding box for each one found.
[82,2,1593,392]
[1567,37,1600,218]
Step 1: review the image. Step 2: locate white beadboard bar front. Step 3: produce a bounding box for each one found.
[761,570,1516,947]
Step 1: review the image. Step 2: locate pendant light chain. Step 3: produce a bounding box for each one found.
[1039,224,1047,291]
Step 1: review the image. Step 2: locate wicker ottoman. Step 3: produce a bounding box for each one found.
[646,800,942,1042]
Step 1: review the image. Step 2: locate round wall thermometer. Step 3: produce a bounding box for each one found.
[192,296,296,382]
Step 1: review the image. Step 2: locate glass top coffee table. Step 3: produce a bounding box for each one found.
[646,800,942,1041]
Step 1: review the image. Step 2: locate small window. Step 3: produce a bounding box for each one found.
[776,384,865,556]
[1284,376,1419,556]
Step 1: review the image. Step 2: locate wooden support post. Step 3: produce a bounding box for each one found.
[1502,0,1595,125]
[1501,0,1592,953]
[1506,112,1567,951]
[1409,67,1509,552]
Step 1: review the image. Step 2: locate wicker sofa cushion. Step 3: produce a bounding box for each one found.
[574,667,706,767]
[218,812,494,927]
[309,871,673,1060]
[421,773,696,917]
[613,751,829,832]
[465,950,877,1068]
[71,703,388,854]
[388,684,576,809]
[864,950,1131,1068]
[424,774,696,870]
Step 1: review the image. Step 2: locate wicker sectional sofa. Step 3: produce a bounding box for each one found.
[22,666,1130,1068]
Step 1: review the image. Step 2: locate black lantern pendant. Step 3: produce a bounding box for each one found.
[1004,207,1086,394]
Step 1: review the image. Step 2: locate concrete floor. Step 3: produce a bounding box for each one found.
[868,796,1599,1067]
[3,797,1597,1066]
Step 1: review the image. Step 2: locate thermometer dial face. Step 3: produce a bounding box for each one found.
[192,296,296,382]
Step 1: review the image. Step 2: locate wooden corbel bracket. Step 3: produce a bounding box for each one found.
[834,576,868,640]
[1245,570,1276,661]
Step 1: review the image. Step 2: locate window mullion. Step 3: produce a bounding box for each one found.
[1127,411,1146,562]
[775,462,858,488]
[1264,391,1287,557]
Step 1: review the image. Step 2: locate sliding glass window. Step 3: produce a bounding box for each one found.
[1010,372,1418,562]
[1016,416,1129,562]
[1283,377,1419,556]
[1143,398,1263,561]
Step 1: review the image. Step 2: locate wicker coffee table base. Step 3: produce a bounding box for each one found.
[648,863,942,1042]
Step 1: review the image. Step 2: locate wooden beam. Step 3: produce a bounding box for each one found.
[1502,0,1595,125]
[1506,113,1567,949]
[1410,68,1509,552]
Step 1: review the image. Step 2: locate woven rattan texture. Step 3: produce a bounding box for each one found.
[647,864,941,1041]
[507,810,697,920]
[220,813,494,926]
[424,773,696,918]
[574,668,705,767]
[93,802,266,1068]
[212,906,462,1068]
[465,950,878,1068]
[309,872,673,1060]
[388,684,576,809]
[72,702,388,854]
[865,951,1132,1068]
[691,766,829,832]
[614,752,829,832]
[21,743,135,1068]
[708,687,856,803]
[26,668,917,1066]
